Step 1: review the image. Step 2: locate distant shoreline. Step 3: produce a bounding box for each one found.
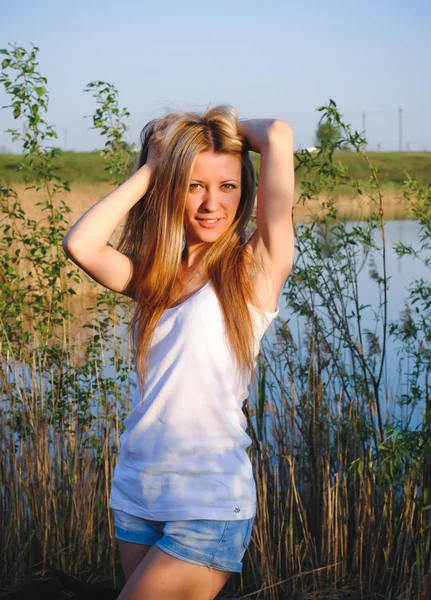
[1,150,430,189]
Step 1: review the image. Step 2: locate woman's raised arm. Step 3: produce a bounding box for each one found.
[61,142,158,298]
[62,163,154,256]
[238,118,295,284]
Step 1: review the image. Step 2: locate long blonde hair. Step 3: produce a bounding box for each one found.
[116,105,267,397]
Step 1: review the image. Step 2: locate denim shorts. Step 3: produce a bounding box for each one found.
[112,508,255,573]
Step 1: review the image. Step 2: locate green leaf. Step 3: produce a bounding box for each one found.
[2,58,11,68]
[35,86,46,97]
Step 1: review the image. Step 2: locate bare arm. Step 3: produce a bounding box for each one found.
[62,150,157,298]
[238,118,295,283]
[62,163,154,256]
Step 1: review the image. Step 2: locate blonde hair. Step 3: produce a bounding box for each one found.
[116,105,267,397]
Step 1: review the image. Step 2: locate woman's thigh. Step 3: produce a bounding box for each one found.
[118,539,152,581]
[114,508,164,580]
[117,544,232,600]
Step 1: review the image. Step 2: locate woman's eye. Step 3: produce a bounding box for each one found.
[189,183,236,190]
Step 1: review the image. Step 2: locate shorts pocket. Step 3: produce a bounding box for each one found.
[242,518,254,549]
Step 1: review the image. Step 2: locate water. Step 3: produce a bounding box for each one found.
[254,218,429,435]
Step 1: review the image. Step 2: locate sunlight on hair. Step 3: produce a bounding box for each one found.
[115,105,269,399]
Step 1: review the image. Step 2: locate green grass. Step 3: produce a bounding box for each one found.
[326,151,431,186]
[0,150,430,188]
[0,150,135,185]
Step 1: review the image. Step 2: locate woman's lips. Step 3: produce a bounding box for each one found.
[196,218,222,229]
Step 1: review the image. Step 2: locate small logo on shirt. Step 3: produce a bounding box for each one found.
[234,507,241,513]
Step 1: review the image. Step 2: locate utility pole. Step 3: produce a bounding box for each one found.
[399,107,403,151]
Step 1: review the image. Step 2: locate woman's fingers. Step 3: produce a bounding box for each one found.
[147,138,159,165]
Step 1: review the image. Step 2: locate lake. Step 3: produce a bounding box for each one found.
[256,218,428,433]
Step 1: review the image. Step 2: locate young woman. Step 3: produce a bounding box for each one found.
[62,105,295,600]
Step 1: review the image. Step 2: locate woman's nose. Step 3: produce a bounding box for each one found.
[201,186,220,209]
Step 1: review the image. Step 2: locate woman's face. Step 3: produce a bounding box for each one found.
[184,151,242,248]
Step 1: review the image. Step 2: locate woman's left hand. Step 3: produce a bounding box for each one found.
[237,118,292,154]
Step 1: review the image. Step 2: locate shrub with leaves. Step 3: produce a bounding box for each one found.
[0,44,135,587]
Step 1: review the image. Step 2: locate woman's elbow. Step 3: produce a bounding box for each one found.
[268,120,293,143]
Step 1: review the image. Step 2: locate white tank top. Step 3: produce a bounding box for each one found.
[109,280,279,521]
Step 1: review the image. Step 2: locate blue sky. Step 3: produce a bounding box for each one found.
[1,0,430,153]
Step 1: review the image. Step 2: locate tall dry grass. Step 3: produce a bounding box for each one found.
[16,180,414,226]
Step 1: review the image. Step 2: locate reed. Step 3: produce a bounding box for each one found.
[1,44,430,599]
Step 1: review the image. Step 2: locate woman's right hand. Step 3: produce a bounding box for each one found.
[143,115,174,175]
[146,136,159,173]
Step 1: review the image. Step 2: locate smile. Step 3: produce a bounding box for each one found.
[196,218,222,228]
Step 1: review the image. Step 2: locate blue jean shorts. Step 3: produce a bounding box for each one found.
[112,508,255,573]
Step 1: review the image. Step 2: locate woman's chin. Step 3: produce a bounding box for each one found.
[188,227,221,242]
